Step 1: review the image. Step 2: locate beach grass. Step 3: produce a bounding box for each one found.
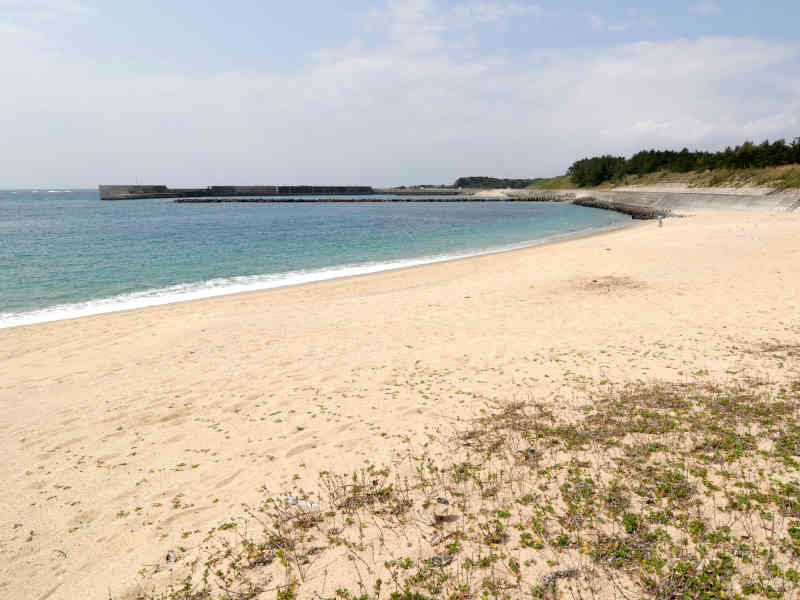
[133,349,800,600]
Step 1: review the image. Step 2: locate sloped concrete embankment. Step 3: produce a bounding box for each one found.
[522,189,800,219]
[584,190,799,214]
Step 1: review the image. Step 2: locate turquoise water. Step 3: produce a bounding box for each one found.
[0,190,630,327]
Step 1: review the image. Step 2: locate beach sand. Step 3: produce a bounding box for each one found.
[2,210,800,599]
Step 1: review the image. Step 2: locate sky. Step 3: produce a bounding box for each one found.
[1,0,799,187]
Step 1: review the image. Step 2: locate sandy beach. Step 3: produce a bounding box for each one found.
[3,210,800,599]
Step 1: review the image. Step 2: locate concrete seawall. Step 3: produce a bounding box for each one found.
[99,185,800,218]
[576,189,800,214]
[99,185,376,200]
[173,193,576,203]
[508,188,800,219]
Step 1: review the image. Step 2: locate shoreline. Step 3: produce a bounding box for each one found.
[3,210,800,600]
[0,217,635,331]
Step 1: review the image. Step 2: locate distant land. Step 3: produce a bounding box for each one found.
[453,176,543,189]
[454,137,800,191]
[99,137,800,202]
[544,136,800,189]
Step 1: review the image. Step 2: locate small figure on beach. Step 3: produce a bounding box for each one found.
[658,215,663,227]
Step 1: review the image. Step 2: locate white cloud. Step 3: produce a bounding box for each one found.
[386,0,443,52]
[690,1,721,17]
[365,1,541,52]
[584,10,656,33]
[451,2,541,24]
[0,0,88,22]
[586,13,633,33]
[0,0,798,187]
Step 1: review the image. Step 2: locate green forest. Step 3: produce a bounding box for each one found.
[567,137,800,187]
[453,176,542,189]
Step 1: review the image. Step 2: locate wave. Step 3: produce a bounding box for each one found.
[0,220,629,329]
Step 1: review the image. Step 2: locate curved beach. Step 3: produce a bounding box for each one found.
[2,209,800,599]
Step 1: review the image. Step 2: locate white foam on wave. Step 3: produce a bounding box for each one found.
[0,220,630,329]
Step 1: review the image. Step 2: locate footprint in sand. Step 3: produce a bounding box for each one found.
[157,411,187,424]
[161,506,210,526]
[100,412,128,424]
[286,442,315,457]
[340,438,361,451]
[215,469,243,489]
[36,582,63,600]
[67,510,98,528]
[53,436,87,451]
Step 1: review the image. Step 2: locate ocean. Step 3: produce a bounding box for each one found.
[0,190,630,328]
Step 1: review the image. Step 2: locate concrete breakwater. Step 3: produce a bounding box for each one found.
[504,191,576,202]
[99,185,376,200]
[100,185,799,217]
[504,190,665,218]
[374,187,460,195]
[173,196,560,203]
[504,190,664,219]
[572,196,669,219]
[172,191,579,203]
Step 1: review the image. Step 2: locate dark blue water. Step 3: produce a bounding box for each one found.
[0,190,629,327]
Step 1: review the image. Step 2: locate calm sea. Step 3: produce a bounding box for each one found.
[0,190,630,328]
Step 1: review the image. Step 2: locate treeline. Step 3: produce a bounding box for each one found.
[454,176,541,189]
[568,137,800,187]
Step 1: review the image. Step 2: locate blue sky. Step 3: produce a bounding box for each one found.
[1,0,798,187]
